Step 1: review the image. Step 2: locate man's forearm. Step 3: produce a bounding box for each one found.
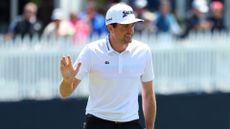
[142,93,157,129]
[59,79,74,97]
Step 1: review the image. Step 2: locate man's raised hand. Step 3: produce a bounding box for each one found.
[60,56,81,82]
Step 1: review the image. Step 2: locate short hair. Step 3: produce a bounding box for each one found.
[106,23,117,33]
[24,2,38,13]
[111,23,117,28]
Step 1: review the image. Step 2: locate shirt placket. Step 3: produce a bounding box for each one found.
[118,54,123,74]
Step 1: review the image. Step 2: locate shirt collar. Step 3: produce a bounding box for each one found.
[106,36,114,54]
[105,35,131,54]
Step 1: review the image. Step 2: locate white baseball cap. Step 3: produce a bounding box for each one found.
[192,0,209,13]
[52,8,64,20]
[105,3,144,25]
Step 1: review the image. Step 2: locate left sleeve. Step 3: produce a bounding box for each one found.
[141,47,155,82]
[74,46,91,80]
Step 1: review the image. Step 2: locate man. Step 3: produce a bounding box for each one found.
[155,0,181,36]
[43,8,75,39]
[59,3,156,129]
[208,1,227,33]
[180,0,211,38]
[4,2,43,40]
[79,1,107,37]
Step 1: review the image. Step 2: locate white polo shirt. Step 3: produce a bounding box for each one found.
[74,36,154,122]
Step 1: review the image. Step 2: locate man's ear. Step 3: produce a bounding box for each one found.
[107,25,113,32]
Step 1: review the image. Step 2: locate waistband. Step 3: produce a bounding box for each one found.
[86,114,139,124]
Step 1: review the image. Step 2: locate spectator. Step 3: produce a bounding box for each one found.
[181,0,211,38]
[134,0,156,34]
[79,1,107,37]
[69,12,91,44]
[43,8,74,39]
[134,0,148,18]
[4,2,43,40]
[135,10,156,34]
[208,1,227,33]
[154,0,181,36]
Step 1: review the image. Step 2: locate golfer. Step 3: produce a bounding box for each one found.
[59,3,156,129]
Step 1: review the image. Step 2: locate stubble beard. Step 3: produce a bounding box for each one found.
[123,35,133,44]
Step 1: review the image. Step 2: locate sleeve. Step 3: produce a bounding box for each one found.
[7,16,21,33]
[141,47,155,82]
[74,46,91,80]
[169,14,182,35]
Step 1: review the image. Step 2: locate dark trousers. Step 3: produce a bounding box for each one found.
[84,114,143,129]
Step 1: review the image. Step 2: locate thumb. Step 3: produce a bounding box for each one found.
[74,62,82,75]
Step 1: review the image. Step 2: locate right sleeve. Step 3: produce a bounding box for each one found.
[74,46,91,80]
[7,16,21,33]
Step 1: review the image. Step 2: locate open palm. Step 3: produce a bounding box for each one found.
[60,56,81,82]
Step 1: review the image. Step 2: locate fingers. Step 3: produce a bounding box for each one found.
[74,62,82,74]
[67,56,72,66]
[60,56,80,75]
[60,56,72,67]
[60,56,67,68]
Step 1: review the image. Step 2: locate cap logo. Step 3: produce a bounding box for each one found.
[122,10,133,18]
[106,17,112,22]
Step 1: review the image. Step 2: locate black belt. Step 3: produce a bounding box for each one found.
[86,114,139,124]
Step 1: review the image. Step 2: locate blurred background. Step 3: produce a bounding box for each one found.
[0,0,230,129]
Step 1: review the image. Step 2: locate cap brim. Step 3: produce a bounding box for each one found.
[119,18,144,24]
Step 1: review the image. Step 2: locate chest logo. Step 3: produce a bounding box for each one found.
[104,61,110,64]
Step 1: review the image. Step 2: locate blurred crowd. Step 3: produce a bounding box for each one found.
[3,0,228,44]
[134,0,227,38]
[4,1,109,44]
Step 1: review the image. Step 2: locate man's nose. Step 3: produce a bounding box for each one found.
[127,26,134,34]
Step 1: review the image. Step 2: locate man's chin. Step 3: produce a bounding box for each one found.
[126,39,132,44]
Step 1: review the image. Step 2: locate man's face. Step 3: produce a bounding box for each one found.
[212,9,223,18]
[24,8,36,21]
[109,23,135,44]
[160,4,171,15]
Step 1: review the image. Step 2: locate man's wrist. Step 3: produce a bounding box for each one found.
[146,128,154,129]
[146,125,154,129]
[63,78,73,85]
